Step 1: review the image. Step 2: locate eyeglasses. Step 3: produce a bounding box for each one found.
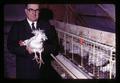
[27,8,39,13]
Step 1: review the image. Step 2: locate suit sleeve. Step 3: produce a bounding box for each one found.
[7,22,30,57]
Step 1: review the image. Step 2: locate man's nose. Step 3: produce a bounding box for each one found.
[32,11,36,14]
[32,11,38,16]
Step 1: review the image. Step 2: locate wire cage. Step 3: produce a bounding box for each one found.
[56,27,115,79]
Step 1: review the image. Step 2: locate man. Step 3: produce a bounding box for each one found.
[7,4,61,79]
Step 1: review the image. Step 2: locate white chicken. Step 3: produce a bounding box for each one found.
[23,29,48,68]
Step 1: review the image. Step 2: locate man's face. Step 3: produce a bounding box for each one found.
[25,4,39,22]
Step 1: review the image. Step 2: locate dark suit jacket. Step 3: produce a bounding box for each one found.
[7,19,61,79]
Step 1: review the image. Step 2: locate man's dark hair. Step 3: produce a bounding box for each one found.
[25,4,28,8]
[24,4,40,9]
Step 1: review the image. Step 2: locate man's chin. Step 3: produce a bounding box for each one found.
[31,19,37,22]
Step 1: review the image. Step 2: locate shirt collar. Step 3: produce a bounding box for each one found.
[27,18,37,29]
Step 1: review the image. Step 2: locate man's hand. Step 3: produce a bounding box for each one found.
[19,40,33,54]
[19,40,25,46]
[26,46,33,54]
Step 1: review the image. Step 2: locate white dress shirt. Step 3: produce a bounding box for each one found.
[27,18,37,30]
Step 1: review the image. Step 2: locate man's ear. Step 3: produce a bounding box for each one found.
[25,8,27,14]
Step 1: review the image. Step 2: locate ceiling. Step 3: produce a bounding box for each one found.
[4,4,115,33]
[68,4,115,33]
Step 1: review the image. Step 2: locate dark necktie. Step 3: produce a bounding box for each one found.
[32,22,36,30]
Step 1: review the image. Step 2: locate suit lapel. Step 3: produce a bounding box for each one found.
[36,22,41,30]
[24,19,33,33]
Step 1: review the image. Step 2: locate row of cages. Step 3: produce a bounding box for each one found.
[56,28,116,79]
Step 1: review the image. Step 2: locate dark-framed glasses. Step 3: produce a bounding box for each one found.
[27,8,40,13]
